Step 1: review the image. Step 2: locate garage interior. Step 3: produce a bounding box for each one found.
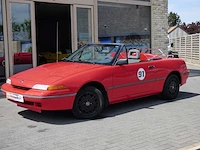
[35,2,72,64]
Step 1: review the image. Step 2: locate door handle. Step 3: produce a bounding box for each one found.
[148,65,155,69]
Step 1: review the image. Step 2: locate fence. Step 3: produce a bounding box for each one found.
[171,33,200,64]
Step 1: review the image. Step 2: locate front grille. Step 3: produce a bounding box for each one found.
[24,101,42,107]
[15,100,42,107]
[24,101,34,105]
[12,85,31,91]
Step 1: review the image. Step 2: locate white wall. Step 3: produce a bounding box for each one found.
[169,27,188,39]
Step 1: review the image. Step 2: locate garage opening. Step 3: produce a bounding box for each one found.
[35,2,72,65]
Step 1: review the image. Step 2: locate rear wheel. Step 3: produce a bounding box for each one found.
[72,86,104,119]
[161,74,180,100]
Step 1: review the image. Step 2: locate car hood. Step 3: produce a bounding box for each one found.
[11,62,103,84]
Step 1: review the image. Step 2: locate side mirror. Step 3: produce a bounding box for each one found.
[116,59,127,65]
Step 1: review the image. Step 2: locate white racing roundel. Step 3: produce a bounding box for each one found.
[137,68,146,81]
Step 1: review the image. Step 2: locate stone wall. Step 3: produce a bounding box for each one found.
[151,0,168,52]
[97,1,168,51]
[97,2,151,48]
[98,3,151,37]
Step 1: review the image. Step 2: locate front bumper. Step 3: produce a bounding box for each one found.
[1,84,76,113]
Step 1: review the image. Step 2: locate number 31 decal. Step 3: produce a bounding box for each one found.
[137,68,146,81]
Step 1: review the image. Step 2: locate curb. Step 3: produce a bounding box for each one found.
[0,88,5,99]
[186,62,200,68]
[178,142,200,150]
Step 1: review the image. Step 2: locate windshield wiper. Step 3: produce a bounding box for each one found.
[63,59,76,62]
[84,61,96,64]
[76,60,96,64]
[63,58,96,64]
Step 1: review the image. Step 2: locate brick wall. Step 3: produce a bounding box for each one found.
[151,0,168,53]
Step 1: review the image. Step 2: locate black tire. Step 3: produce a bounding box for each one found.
[161,74,180,100]
[72,86,105,119]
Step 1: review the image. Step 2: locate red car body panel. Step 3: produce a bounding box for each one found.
[0,52,32,66]
[14,52,32,64]
[1,46,189,113]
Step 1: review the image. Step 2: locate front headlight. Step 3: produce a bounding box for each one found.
[32,84,67,90]
[32,84,49,90]
[6,78,11,84]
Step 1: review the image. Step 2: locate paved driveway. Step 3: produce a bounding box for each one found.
[0,63,200,150]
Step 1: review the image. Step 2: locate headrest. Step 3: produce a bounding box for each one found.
[128,49,140,59]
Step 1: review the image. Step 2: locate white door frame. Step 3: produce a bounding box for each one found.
[1,0,9,79]
[72,4,94,51]
[6,0,37,76]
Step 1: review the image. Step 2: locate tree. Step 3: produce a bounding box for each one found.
[168,12,181,27]
[180,21,200,34]
[20,19,31,39]
[12,19,31,40]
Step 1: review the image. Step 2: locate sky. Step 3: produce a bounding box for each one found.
[168,0,200,24]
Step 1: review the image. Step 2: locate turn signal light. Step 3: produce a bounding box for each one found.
[47,85,67,90]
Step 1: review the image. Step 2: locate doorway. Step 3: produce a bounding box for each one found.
[35,2,71,64]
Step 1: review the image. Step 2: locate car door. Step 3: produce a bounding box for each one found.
[111,61,156,103]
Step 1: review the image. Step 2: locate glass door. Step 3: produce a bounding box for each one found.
[73,5,94,50]
[6,0,36,75]
[35,3,71,64]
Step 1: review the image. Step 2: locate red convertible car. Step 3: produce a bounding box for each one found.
[1,43,189,118]
[0,52,32,67]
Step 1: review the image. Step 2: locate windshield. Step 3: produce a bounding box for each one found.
[63,44,122,65]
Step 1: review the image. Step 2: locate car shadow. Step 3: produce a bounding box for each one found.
[0,94,5,99]
[0,82,6,99]
[100,91,199,118]
[18,91,200,125]
[0,90,5,99]
[189,69,200,77]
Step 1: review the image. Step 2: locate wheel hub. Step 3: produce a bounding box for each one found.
[168,79,178,95]
[171,84,175,89]
[77,92,99,114]
[85,101,92,107]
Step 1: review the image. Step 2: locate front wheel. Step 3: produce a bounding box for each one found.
[161,74,180,100]
[72,86,104,119]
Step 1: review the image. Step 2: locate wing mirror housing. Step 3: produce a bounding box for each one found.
[116,59,127,65]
